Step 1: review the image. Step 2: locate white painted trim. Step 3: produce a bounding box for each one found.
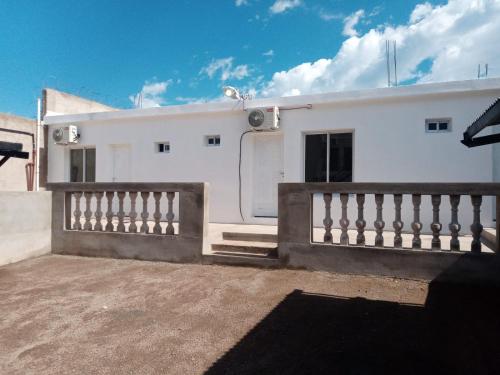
[44,78,500,125]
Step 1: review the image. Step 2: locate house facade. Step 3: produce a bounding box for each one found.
[44,79,500,231]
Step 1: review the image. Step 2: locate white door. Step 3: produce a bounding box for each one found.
[111,144,131,182]
[252,134,284,217]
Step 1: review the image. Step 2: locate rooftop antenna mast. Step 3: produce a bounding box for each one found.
[478,63,489,79]
[386,40,398,87]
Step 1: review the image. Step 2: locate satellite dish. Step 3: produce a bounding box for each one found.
[52,128,64,143]
[248,109,265,128]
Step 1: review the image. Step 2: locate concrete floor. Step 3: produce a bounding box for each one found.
[0,255,429,375]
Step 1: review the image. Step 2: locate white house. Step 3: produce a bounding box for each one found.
[44,78,500,231]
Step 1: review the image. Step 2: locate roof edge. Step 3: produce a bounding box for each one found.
[43,78,500,125]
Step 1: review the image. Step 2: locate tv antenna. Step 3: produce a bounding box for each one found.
[478,63,489,79]
[385,40,398,87]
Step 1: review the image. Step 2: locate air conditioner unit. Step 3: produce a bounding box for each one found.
[247,106,280,131]
[52,125,79,145]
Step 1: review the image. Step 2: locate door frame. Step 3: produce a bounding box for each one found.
[251,132,284,218]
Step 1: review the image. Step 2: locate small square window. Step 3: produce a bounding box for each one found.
[156,142,170,153]
[426,119,451,133]
[206,135,221,147]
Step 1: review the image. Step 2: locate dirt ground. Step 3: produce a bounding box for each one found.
[0,255,498,374]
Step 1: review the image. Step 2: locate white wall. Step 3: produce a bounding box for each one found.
[48,89,500,232]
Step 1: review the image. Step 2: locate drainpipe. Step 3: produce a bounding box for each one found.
[36,98,41,191]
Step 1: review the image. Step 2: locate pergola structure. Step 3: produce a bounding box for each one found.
[0,141,29,168]
[462,98,500,147]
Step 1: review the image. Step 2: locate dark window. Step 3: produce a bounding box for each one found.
[427,122,437,131]
[85,148,96,182]
[439,122,448,131]
[70,148,95,182]
[70,149,83,182]
[206,135,221,147]
[158,143,164,152]
[305,133,352,182]
[330,133,352,182]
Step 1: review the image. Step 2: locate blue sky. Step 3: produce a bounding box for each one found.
[0,0,498,118]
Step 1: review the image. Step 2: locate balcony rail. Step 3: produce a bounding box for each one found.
[278,183,500,254]
[48,182,208,263]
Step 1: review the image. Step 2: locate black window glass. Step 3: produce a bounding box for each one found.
[428,123,437,131]
[70,149,84,182]
[85,148,96,182]
[158,144,164,152]
[305,134,327,182]
[329,133,352,182]
[215,137,220,145]
[208,137,214,145]
[438,122,448,131]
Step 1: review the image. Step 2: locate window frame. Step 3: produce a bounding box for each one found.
[205,135,221,147]
[303,131,354,183]
[425,118,452,133]
[69,146,96,183]
[155,142,171,153]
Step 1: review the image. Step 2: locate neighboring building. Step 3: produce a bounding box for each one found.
[44,78,500,231]
[0,113,36,191]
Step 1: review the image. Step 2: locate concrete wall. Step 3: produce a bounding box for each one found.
[0,191,52,266]
[0,113,36,191]
[42,88,117,117]
[45,81,500,228]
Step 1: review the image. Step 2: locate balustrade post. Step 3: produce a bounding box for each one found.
[153,192,162,234]
[431,195,442,250]
[323,193,333,243]
[470,195,483,254]
[94,192,104,231]
[83,192,93,231]
[140,192,150,233]
[339,193,349,245]
[374,194,385,247]
[355,194,366,245]
[411,194,422,249]
[72,192,82,230]
[449,195,461,251]
[105,191,114,232]
[393,194,403,248]
[166,192,175,235]
[129,192,138,233]
[116,192,126,232]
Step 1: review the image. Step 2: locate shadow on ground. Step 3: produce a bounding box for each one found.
[206,267,500,374]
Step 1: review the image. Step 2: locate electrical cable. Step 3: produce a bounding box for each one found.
[238,130,253,221]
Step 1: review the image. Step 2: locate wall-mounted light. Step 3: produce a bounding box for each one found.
[222,86,241,100]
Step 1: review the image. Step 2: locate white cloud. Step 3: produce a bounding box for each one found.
[129,80,172,108]
[263,49,274,57]
[200,57,250,81]
[410,2,433,23]
[342,9,365,37]
[261,0,500,97]
[235,0,248,6]
[318,9,343,21]
[270,0,302,14]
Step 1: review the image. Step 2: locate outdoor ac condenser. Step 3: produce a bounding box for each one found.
[247,106,280,131]
[52,125,79,145]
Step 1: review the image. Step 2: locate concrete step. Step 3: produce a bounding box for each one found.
[203,253,282,268]
[211,240,278,256]
[222,231,278,243]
